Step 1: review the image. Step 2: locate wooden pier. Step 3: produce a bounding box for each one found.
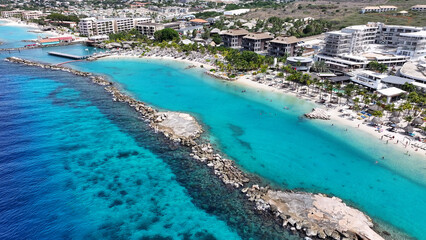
[48,52,90,60]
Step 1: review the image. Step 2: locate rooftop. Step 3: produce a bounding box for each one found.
[189,18,208,24]
[270,36,299,44]
[243,32,273,40]
[221,29,249,36]
[377,87,406,97]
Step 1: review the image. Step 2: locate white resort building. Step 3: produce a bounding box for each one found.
[396,31,426,58]
[78,17,152,37]
[315,22,426,71]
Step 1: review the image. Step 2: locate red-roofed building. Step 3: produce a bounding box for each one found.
[189,18,208,25]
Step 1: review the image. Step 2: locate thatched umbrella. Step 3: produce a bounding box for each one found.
[389,117,401,124]
[391,111,402,117]
[372,117,383,125]
[412,117,424,126]
[404,125,414,133]
[369,105,383,112]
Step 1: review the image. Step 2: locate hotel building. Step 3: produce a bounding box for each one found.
[268,36,300,57]
[221,29,249,49]
[79,17,152,37]
[242,32,274,53]
[396,31,426,58]
[316,22,425,71]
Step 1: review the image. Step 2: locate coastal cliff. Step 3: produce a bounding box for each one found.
[5,56,385,240]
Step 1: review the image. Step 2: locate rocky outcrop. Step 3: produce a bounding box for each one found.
[191,143,249,188]
[305,108,330,120]
[151,112,202,144]
[6,57,386,240]
[243,185,384,240]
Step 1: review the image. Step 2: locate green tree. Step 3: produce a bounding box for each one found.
[154,28,180,42]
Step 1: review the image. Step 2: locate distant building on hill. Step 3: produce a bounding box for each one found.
[361,5,397,14]
[411,5,426,11]
[223,9,250,16]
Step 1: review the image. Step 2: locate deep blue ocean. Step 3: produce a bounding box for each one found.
[1,21,425,240]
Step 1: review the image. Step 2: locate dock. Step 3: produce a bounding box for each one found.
[48,52,89,60]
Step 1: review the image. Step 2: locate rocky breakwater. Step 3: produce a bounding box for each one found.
[243,185,384,240]
[305,108,330,120]
[103,86,250,188]
[6,57,386,240]
[5,57,113,86]
[191,143,250,188]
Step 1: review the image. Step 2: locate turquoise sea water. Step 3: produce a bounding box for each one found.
[67,58,425,239]
[0,20,54,48]
[1,23,426,239]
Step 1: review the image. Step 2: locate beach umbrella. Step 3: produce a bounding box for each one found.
[389,117,401,123]
[369,105,383,112]
[412,117,424,126]
[404,125,414,133]
[372,117,383,125]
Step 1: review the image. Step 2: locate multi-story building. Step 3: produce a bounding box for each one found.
[135,22,183,37]
[1,10,24,18]
[114,18,135,33]
[95,19,115,35]
[78,17,96,36]
[1,10,44,19]
[133,17,151,25]
[411,5,426,11]
[396,31,426,58]
[376,24,423,46]
[268,36,300,57]
[79,17,153,37]
[22,11,44,20]
[136,23,165,37]
[78,17,114,36]
[242,33,274,53]
[221,29,249,48]
[322,23,378,56]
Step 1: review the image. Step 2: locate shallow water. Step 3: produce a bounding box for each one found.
[0,20,53,48]
[1,23,426,239]
[66,58,425,240]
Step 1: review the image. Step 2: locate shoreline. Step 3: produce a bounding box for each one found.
[99,53,425,157]
[5,56,387,240]
[234,75,425,157]
[0,18,62,38]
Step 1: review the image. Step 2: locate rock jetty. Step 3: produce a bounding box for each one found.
[191,143,249,188]
[5,57,386,240]
[305,108,330,120]
[243,185,384,240]
[205,71,233,81]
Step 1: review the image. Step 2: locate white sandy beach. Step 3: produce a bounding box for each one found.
[0,18,63,38]
[99,53,425,157]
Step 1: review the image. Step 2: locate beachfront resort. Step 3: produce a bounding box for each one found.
[0,1,426,240]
